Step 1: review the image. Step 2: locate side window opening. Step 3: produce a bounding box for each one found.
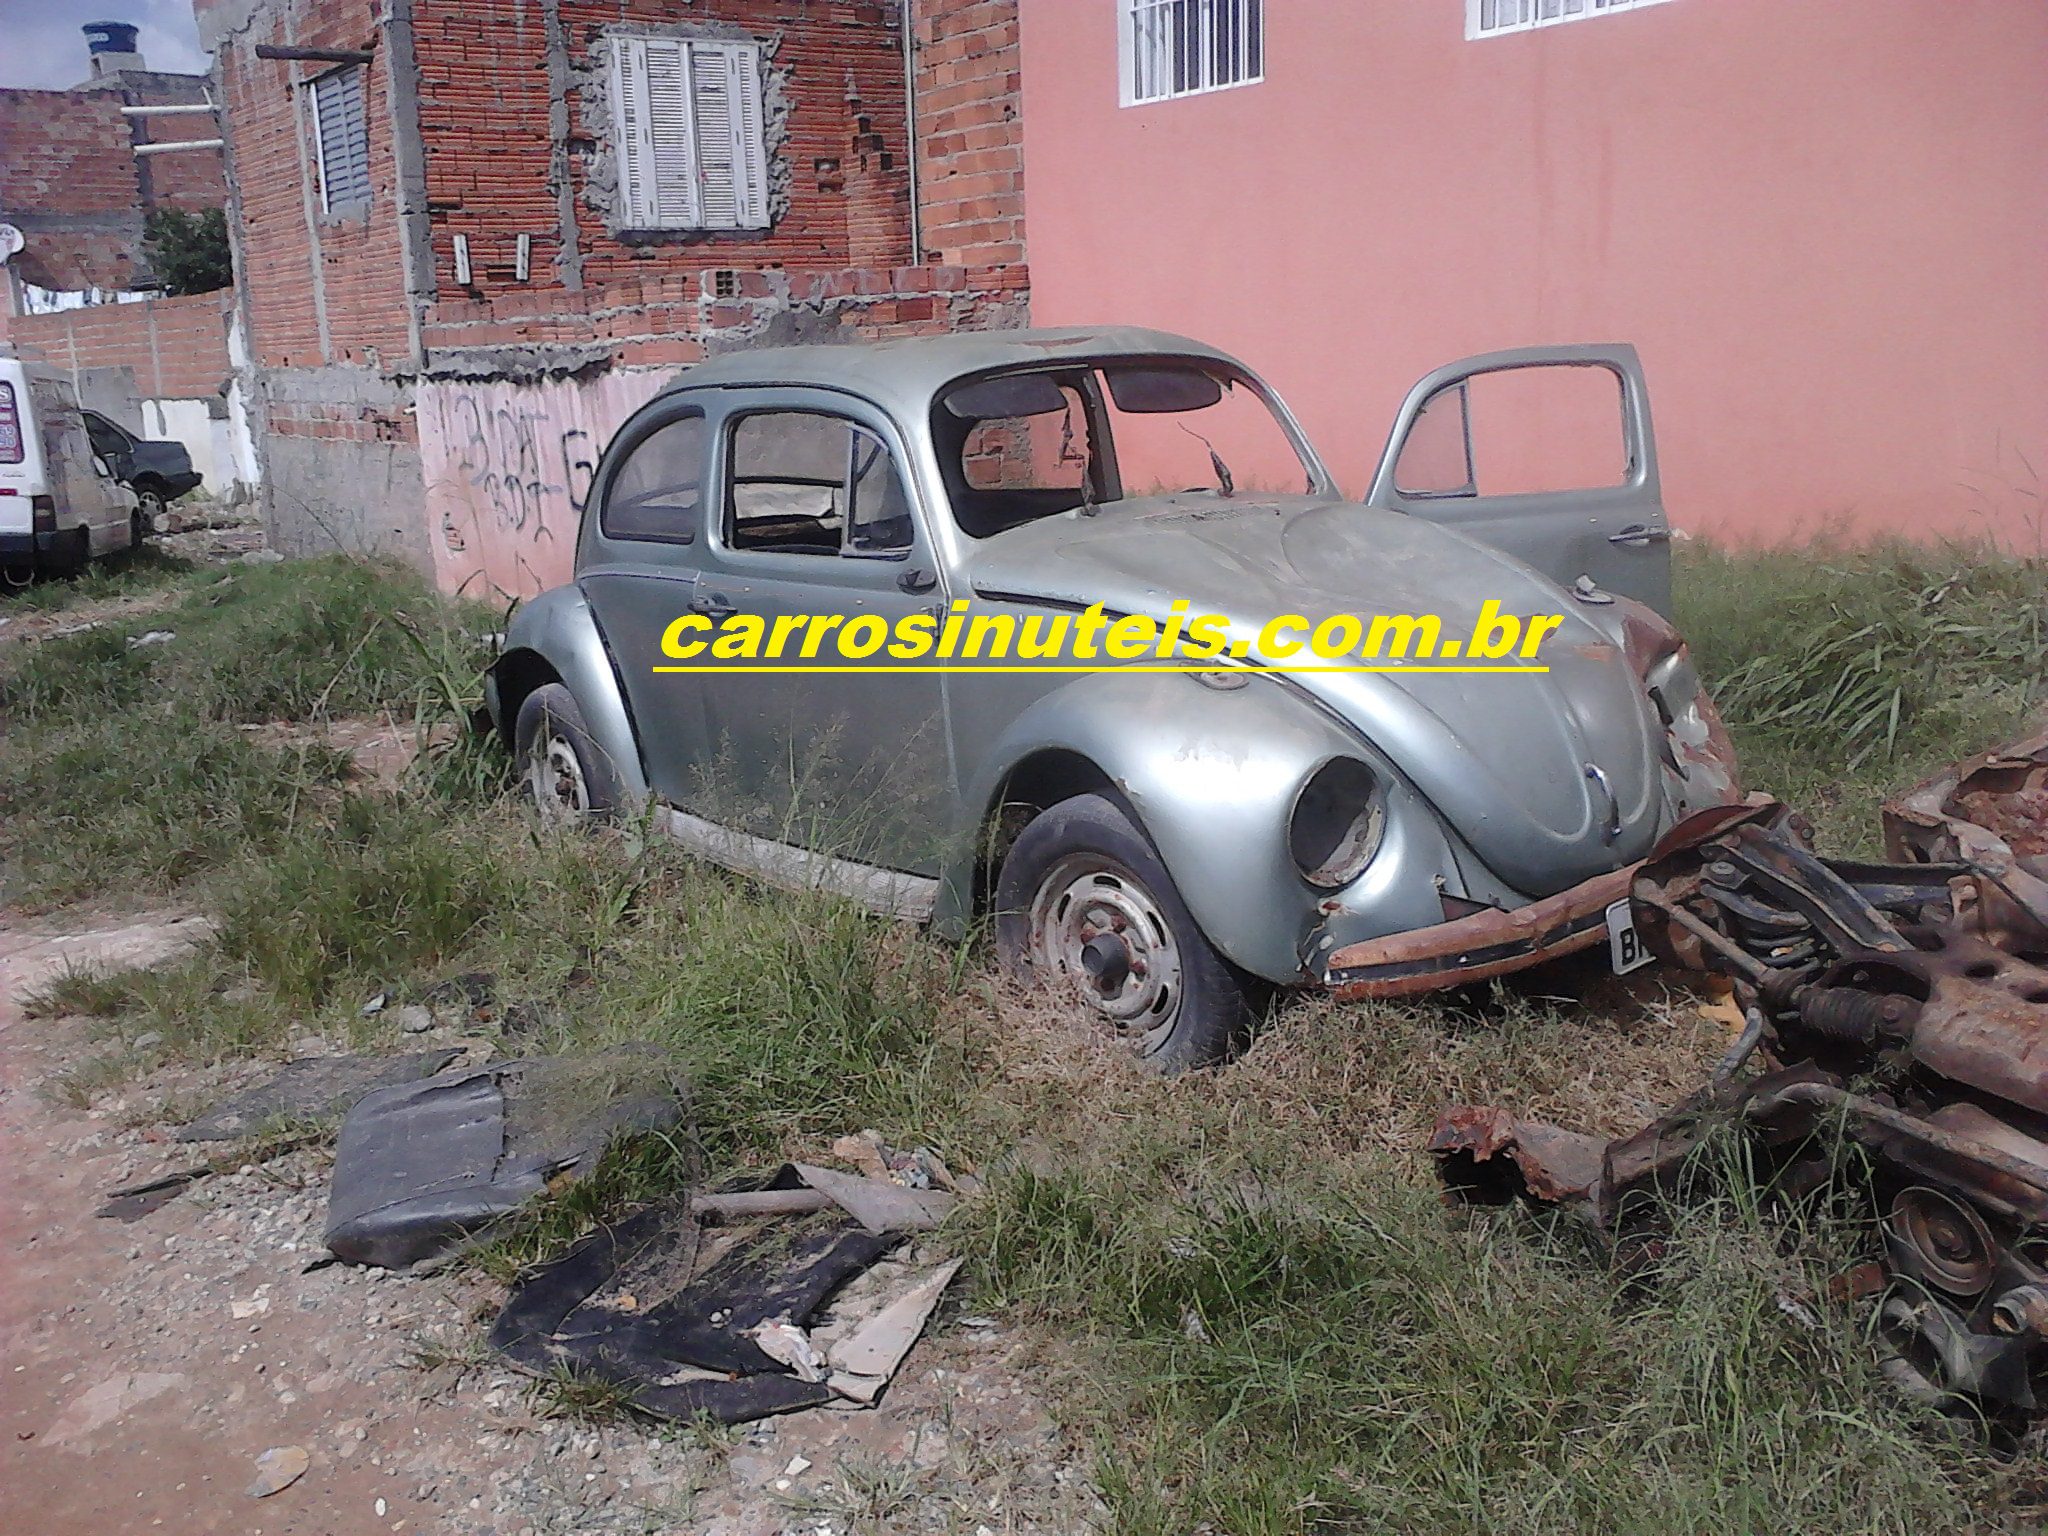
[1396,365,1630,499]
[727,412,914,558]
[602,411,708,542]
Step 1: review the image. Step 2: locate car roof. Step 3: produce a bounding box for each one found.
[656,326,1251,416]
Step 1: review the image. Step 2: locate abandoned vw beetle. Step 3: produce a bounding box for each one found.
[487,327,1738,1069]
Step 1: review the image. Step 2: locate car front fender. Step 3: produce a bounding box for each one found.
[492,584,650,809]
[952,670,1476,986]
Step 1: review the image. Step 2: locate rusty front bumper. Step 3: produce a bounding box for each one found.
[1323,863,1636,1000]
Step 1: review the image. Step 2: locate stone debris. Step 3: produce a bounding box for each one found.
[247,1443,311,1497]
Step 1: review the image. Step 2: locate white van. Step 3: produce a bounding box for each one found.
[0,357,144,576]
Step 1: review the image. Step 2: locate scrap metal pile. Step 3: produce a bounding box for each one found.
[1434,727,2048,1412]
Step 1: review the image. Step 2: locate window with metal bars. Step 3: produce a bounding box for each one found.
[1468,0,1677,41]
[309,65,371,218]
[607,36,770,233]
[1120,0,1264,107]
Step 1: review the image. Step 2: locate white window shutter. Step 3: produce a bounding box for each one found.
[688,42,769,231]
[643,38,701,228]
[609,38,655,228]
[610,34,767,231]
[727,44,770,230]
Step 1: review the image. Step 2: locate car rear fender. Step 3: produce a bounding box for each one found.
[491,585,650,810]
[951,670,1476,985]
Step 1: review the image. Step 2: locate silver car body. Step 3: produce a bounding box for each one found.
[488,327,1739,992]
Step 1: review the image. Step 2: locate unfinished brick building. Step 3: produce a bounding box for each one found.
[196,0,1027,594]
[0,25,245,492]
[0,25,227,300]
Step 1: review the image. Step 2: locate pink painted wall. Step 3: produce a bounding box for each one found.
[419,370,676,599]
[1018,0,2048,548]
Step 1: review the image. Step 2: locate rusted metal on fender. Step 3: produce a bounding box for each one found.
[1884,724,2048,951]
[1429,1105,1605,1207]
[1325,863,1635,999]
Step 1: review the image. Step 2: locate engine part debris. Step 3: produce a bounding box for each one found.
[1436,731,2048,1415]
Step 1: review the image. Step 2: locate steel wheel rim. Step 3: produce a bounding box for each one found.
[527,730,589,823]
[139,489,166,519]
[1027,852,1182,1052]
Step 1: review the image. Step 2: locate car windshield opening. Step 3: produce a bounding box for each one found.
[934,360,1314,538]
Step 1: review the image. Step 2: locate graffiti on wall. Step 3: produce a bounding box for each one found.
[417,370,674,598]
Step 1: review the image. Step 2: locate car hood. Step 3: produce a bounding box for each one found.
[960,494,1665,897]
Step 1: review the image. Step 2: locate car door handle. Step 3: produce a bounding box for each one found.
[689,592,737,620]
[1607,524,1671,548]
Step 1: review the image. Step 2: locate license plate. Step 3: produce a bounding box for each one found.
[1606,897,1654,975]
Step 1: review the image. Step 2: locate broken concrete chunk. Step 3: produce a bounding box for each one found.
[748,1318,828,1383]
[176,1050,460,1143]
[323,1047,682,1268]
[825,1256,964,1384]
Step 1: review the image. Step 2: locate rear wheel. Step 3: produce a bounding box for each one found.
[513,683,619,825]
[995,792,1261,1072]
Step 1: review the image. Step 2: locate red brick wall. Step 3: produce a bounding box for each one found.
[216,5,415,369]
[122,75,231,211]
[0,90,149,291]
[2,292,234,400]
[411,0,916,302]
[913,0,1023,268]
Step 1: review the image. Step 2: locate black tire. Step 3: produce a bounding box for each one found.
[130,505,147,549]
[513,682,620,824]
[135,483,168,527]
[994,791,1261,1072]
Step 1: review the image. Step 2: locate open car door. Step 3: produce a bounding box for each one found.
[1363,345,1671,615]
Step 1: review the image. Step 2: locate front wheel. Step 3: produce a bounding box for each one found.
[513,682,619,825]
[994,792,1261,1072]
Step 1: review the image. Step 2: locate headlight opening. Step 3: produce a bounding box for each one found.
[1289,757,1385,889]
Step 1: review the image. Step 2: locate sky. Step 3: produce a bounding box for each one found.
[0,0,208,90]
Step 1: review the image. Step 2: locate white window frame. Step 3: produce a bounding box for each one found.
[1467,0,1678,42]
[1119,0,1264,108]
[308,64,371,218]
[607,35,770,233]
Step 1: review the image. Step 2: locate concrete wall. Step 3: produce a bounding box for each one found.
[420,368,673,597]
[1016,0,2048,548]
[260,365,428,561]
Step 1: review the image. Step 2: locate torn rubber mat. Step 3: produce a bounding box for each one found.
[489,1199,896,1423]
[323,1048,682,1268]
[177,1050,461,1142]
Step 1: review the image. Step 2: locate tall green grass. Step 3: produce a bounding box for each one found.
[1676,541,2047,852]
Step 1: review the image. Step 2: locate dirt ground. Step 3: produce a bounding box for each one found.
[0,909,1099,1535]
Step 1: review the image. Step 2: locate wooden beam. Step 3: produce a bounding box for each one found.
[253,44,374,65]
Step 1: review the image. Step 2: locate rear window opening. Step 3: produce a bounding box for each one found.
[932,359,1315,538]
